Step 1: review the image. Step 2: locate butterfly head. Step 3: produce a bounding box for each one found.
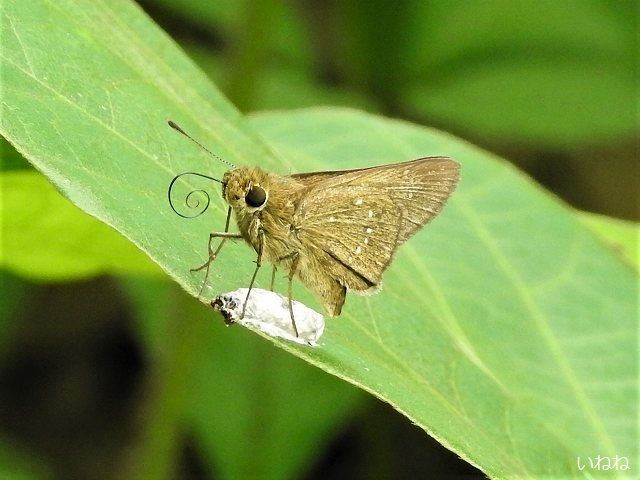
[222,167,269,213]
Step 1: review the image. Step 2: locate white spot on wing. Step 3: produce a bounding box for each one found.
[355,246,362,254]
[366,227,373,234]
[354,199,363,205]
[368,210,373,218]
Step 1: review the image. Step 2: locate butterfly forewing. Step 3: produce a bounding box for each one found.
[375,157,459,241]
[292,158,459,290]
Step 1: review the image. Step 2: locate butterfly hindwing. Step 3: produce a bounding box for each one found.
[294,158,458,238]
[293,184,401,290]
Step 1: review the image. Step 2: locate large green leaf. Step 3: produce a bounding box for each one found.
[1,1,636,478]
[578,212,638,271]
[249,110,638,477]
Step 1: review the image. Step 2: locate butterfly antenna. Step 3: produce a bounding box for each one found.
[168,120,236,168]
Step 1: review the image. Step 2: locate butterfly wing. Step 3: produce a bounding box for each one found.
[294,184,401,291]
[292,157,459,291]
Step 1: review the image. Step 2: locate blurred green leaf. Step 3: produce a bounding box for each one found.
[0,272,28,359]
[185,41,377,113]
[121,277,363,480]
[398,0,637,147]
[255,64,378,112]
[1,1,636,478]
[148,0,311,66]
[404,61,635,147]
[146,0,638,147]
[334,0,415,102]
[149,0,314,111]
[146,0,242,36]
[578,212,638,270]
[0,438,50,480]
[1,138,31,171]
[0,171,161,280]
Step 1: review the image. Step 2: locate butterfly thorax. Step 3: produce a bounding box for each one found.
[222,167,306,262]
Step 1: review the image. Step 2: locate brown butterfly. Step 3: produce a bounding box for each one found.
[168,121,459,336]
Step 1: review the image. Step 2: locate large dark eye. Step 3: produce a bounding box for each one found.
[245,185,267,208]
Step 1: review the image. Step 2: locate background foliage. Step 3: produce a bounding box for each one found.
[1,0,637,478]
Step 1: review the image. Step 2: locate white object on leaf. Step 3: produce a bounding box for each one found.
[211,288,325,346]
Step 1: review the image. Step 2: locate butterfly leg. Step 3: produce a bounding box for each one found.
[270,266,277,292]
[241,228,265,319]
[286,252,301,337]
[191,207,241,296]
[274,251,301,337]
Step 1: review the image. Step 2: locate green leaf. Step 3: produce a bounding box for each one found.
[578,212,638,271]
[1,1,636,477]
[0,0,279,290]
[0,171,161,280]
[248,110,637,476]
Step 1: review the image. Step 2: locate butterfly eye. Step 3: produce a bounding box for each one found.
[245,185,267,208]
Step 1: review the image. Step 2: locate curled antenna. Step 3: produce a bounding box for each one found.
[168,120,236,168]
[168,172,222,218]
